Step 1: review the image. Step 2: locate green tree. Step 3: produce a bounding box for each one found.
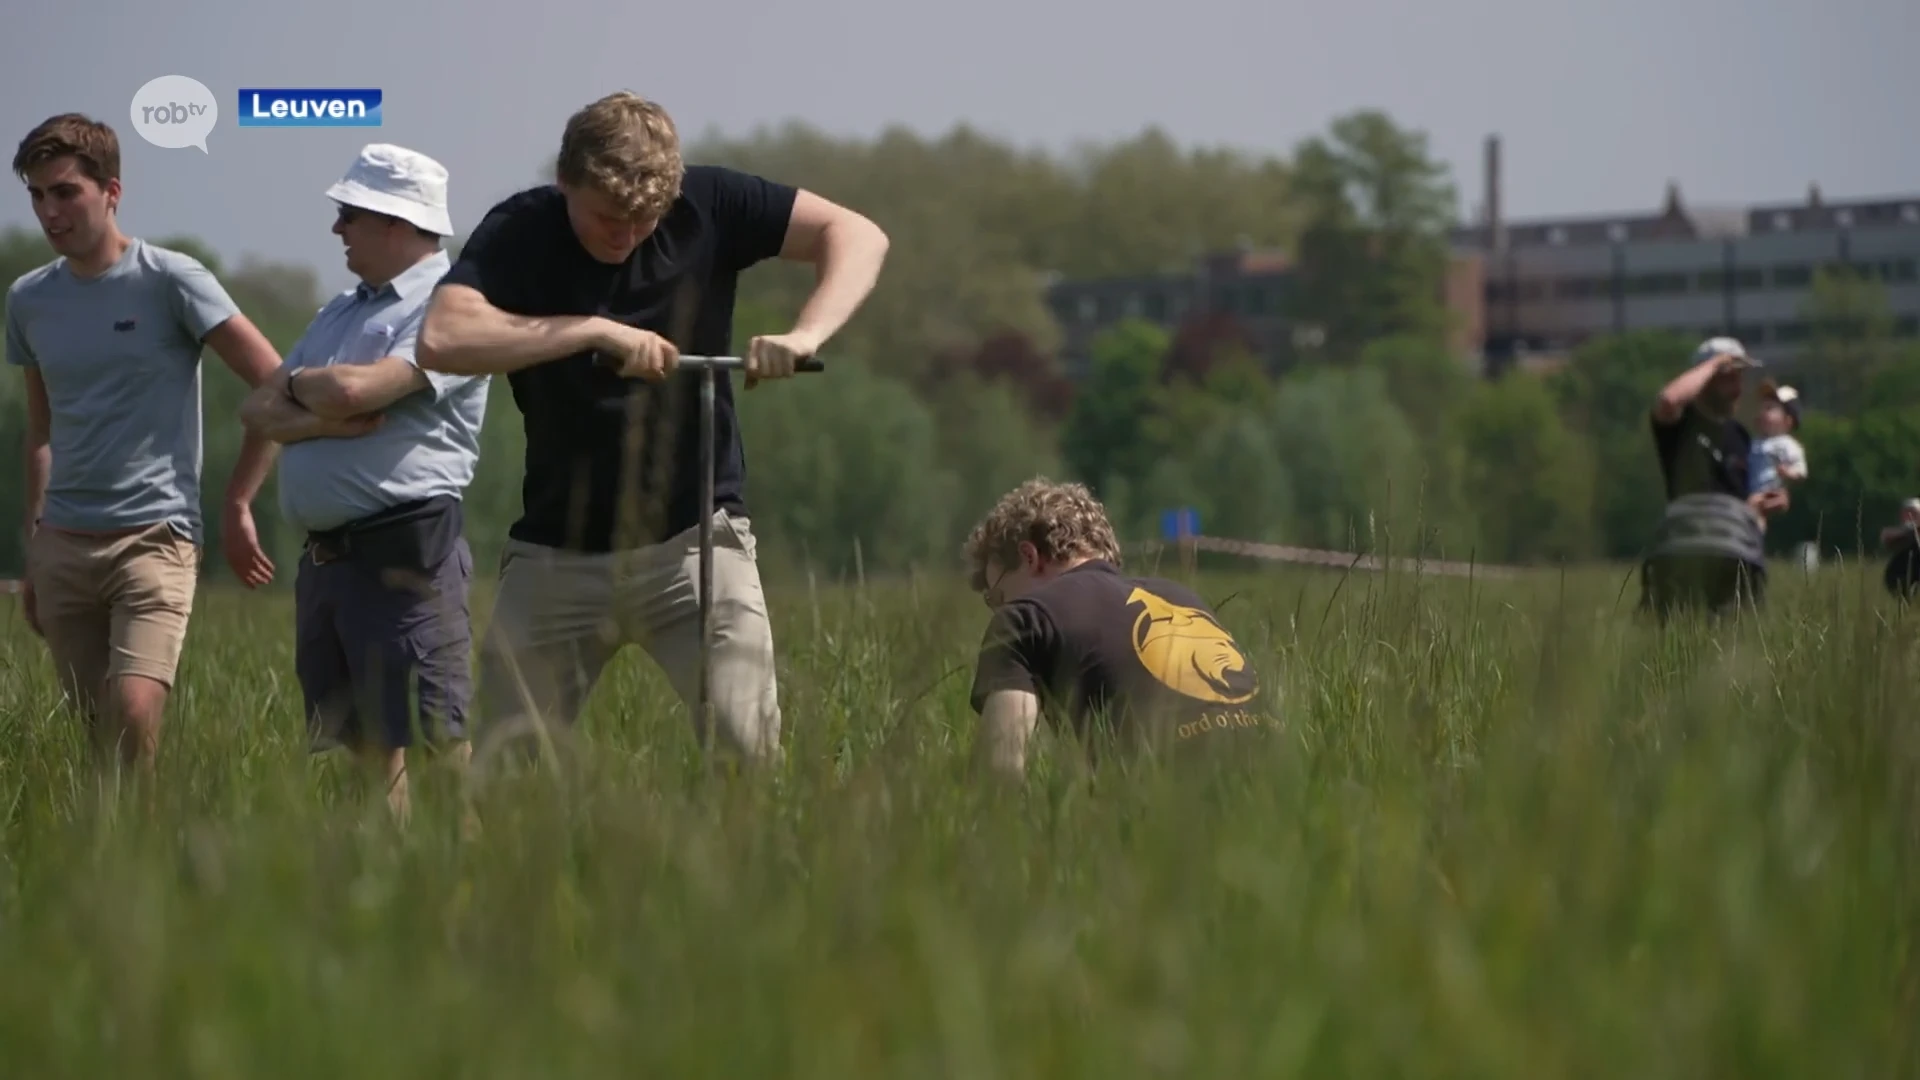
[1059,319,1170,496]
[736,357,959,579]
[1800,266,1899,413]
[1285,111,1458,362]
[929,375,1068,539]
[1457,372,1596,563]
[1265,365,1431,554]
[1548,329,1694,558]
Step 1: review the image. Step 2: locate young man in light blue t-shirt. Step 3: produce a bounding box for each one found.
[6,113,285,778]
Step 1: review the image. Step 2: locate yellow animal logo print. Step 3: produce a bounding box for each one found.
[1126,587,1257,705]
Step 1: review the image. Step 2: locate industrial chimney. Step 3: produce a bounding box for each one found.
[1484,134,1505,252]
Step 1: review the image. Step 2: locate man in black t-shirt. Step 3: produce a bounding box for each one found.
[1881,498,1920,599]
[1642,336,1784,618]
[417,91,889,763]
[962,478,1265,780]
[1650,336,1776,510]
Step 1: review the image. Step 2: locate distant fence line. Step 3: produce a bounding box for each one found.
[0,535,1526,598]
[1126,535,1524,580]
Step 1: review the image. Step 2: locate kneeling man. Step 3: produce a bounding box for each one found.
[963,478,1265,780]
[239,144,488,820]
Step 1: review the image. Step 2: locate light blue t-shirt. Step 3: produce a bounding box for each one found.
[274,249,490,533]
[4,238,241,543]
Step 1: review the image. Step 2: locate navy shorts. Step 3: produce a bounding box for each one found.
[294,535,474,752]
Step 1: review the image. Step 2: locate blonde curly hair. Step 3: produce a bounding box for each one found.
[964,477,1122,591]
[554,91,684,220]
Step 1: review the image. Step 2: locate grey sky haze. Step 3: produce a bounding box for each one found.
[2,0,1913,296]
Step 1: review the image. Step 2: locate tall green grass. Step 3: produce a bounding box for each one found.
[0,558,1913,1077]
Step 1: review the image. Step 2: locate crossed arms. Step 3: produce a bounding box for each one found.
[238,354,429,444]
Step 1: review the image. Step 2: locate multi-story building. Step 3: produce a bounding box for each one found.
[1042,250,1296,381]
[1462,135,1920,381]
[1043,134,1920,387]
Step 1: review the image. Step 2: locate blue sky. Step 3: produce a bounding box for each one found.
[3,0,1913,295]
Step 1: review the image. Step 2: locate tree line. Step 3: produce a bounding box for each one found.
[2,110,1915,585]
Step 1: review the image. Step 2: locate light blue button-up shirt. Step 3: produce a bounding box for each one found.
[275,249,490,533]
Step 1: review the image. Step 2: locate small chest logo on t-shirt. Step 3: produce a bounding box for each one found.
[113,318,136,332]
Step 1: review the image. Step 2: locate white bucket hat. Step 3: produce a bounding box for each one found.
[325,143,453,236]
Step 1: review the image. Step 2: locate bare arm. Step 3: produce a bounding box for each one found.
[204,316,286,508]
[239,368,382,444]
[286,357,430,419]
[1652,354,1730,426]
[971,690,1042,782]
[22,366,49,535]
[416,285,614,376]
[776,189,890,351]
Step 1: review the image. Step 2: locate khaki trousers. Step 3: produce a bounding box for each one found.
[474,510,781,761]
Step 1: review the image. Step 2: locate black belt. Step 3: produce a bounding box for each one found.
[306,495,462,572]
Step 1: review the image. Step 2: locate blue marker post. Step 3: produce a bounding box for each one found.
[1160,506,1201,576]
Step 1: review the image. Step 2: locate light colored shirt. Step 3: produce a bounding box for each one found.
[4,238,241,543]
[274,249,489,533]
[1749,433,1808,494]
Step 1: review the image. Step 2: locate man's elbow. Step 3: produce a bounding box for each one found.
[847,213,889,264]
[417,296,483,374]
[416,319,461,374]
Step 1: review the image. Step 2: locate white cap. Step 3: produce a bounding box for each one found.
[1692,335,1760,369]
[324,143,453,236]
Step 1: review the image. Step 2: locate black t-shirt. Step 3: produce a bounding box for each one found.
[967,560,1265,752]
[438,166,797,552]
[1652,404,1752,501]
[1886,528,1920,597]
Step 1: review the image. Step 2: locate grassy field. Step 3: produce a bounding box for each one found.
[0,556,1915,1077]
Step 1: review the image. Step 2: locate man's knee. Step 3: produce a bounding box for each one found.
[408,616,474,747]
[111,674,171,726]
[707,598,782,761]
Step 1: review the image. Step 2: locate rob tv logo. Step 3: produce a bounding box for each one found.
[237,88,383,127]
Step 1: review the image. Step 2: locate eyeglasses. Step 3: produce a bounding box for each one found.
[981,563,1012,609]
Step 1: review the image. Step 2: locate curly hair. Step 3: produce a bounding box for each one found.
[13,113,119,186]
[554,91,684,220]
[963,477,1122,591]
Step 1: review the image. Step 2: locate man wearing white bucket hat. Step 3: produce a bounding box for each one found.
[239,143,489,821]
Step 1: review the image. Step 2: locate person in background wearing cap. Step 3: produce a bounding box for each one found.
[1880,498,1920,599]
[1748,378,1809,533]
[1641,336,1785,619]
[7,113,285,785]
[1651,336,1787,524]
[238,144,489,823]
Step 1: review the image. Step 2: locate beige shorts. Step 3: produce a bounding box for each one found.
[26,522,200,705]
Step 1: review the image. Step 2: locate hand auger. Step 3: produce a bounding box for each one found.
[595,352,827,744]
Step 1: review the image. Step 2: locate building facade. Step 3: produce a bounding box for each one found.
[1460,136,1920,380]
[1043,135,1920,388]
[1042,250,1297,381]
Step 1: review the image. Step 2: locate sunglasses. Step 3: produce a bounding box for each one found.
[335,204,399,227]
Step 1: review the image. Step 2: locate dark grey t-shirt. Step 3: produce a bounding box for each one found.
[5,238,240,542]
